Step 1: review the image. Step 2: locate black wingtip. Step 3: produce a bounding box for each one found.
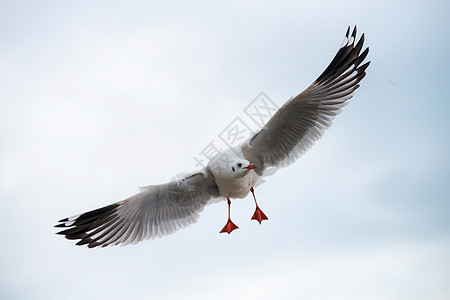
[351,26,357,39]
[357,61,371,73]
[76,238,90,246]
[55,202,122,248]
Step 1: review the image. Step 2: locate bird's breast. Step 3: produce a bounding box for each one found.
[215,171,259,199]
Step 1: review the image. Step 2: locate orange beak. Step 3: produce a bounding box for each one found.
[243,163,256,170]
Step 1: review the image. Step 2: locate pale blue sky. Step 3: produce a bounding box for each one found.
[1,1,449,299]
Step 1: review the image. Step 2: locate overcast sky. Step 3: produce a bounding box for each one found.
[1,1,449,299]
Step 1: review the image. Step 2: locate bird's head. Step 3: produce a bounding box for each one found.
[228,159,256,179]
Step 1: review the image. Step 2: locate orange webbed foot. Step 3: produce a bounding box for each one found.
[220,219,239,234]
[251,206,268,224]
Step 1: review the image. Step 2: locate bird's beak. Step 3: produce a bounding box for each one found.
[244,163,256,170]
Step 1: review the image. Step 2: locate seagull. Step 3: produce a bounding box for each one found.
[56,26,370,248]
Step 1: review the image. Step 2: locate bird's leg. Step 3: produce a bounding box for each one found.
[250,187,268,224]
[220,197,239,234]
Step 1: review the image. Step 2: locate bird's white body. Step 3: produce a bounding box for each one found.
[213,170,259,199]
[208,148,260,199]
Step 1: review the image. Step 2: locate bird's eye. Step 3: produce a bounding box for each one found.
[237,163,242,168]
[232,167,235,172]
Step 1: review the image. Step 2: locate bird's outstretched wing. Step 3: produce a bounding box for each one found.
[242,26,370,172]
[55,170,220,248]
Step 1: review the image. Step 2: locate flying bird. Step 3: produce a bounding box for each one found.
[56,26,370,248]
